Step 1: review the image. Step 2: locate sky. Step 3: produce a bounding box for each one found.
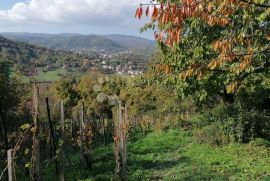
[0,0,154,39]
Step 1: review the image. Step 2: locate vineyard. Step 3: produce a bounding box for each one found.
[1,0,270,180]
[0,69,269,181]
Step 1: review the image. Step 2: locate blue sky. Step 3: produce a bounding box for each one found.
[0,0,26,10]
[0,0,154,39]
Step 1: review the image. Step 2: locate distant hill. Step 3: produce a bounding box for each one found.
[1,33,155,51]
[0,35,45,63]
[0,35,79,67]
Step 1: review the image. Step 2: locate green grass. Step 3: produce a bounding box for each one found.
[16,130,270,181]
[78,130,270,181]
[35,68,67,82]
[15,68,84,83]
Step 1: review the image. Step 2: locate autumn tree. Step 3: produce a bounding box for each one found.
[136,0,270,104]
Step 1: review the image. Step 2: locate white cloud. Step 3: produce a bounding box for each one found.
[0,0,153,38]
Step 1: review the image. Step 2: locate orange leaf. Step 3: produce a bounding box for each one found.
[267,33,270,41]
[135,7,139,18]
[152,6,158,21]
[207,3,212,12]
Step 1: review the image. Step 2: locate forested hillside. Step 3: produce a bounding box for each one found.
[0,35,80,66]
[1,33,155,51]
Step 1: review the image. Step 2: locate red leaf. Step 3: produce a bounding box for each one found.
[138,6,143,19]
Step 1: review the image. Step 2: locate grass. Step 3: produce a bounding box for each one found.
[35,68,67,82]
[15,129,270,181]
[72,130,270,180]
[15,68,84,83]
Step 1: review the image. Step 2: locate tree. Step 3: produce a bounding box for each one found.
[0,60,25,153]
[77,72,126,119]
[136,0,270,104]
[54,79,80,117]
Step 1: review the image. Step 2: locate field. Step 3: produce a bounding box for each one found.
[27,129,270,181]
[35,68,68,82]
[18,68,84,83]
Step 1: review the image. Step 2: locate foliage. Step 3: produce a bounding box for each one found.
[0,59,29,173]
[137,0,270,104]
[76,72,126,119]
[195,102,270,145]
[53,78,80,117]
[0,60,28,128]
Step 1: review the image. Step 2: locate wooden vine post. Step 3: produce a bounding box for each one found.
[45,97,58,174]
[31,81,42,181]
[114,101,128,181]
[7,149,15,181]
[80,102,86,171]
[60,102,65,181]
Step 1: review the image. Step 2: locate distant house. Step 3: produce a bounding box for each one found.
[46,64,55,71]
[83,59,90,66]
[62,64,69,69]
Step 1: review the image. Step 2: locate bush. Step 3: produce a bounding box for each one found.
[193,123,230,146]
[196,102,270,145]
[249,138,270,147]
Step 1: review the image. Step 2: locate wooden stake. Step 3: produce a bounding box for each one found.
[60,102,65,181]
[71,118,73,138]
[122,105,127,179]
[102,117,106,146]
[115,101,127,181]
[80,102,86,171]
[45,98,58,174]
[7,149,15,181]
[31,81,42,181]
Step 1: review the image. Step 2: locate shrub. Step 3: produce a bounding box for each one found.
[193,123,230,146]
[196,102,270,145]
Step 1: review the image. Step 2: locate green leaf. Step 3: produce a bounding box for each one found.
[25,163,31,168]
[58,139,64,147]
[24,148,30,155]
[20,124,30,130]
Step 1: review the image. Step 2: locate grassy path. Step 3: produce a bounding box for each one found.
[73,129,270,181]
[32,129,269,180]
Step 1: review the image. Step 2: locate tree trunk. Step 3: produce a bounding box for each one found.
[221,90,235,106]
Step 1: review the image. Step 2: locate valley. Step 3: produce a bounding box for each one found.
[0,33,154,82]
